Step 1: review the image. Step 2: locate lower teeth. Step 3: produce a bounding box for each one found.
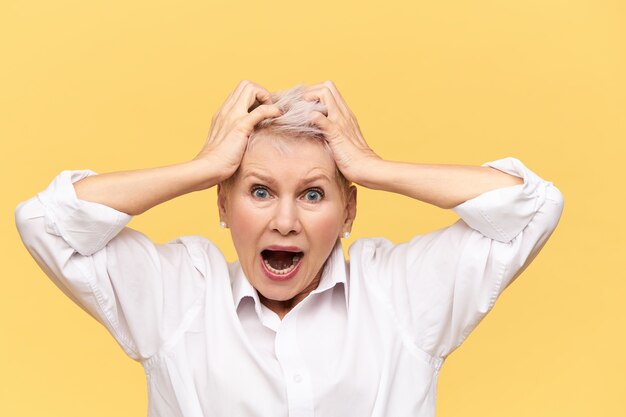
[264,255,301,275]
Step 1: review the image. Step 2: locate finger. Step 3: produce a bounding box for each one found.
[304,80,346,102]
[300,91,328,116]
[219,81,272,124]
[221,80,258,115]
[242,104,283,130]
[320,81,352,116]
[214,86,240,120]
[324,80,347,102]
[223,80,250,107]
[305,81,353,116]
[329,88,355,120]
[303,87,345,121]
[253,83,274,105]
[308,110,333,133]
[214,80,250,122]
[209,81,257,139]
[247,89,274,112]
[237,83,274,113]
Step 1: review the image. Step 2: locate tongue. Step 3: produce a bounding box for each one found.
[266,251,296,270]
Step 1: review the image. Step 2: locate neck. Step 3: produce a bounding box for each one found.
[258,271,323,320]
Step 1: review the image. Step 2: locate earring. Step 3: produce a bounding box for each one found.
[342,231,350,239]
[219,221,227,229]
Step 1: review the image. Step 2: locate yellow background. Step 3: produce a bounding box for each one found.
[1,1,624,416]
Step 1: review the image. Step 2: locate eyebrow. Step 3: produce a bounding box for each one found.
[242,170,333,186]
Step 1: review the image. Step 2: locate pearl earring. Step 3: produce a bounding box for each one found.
[342,231,350,239]
[219,221,227,229]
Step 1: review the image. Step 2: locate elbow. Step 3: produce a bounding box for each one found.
[14,197,46,246]
[439,201,458,210]
[549,184,565,210]
[15,199,32,234]
[545,183,565,228]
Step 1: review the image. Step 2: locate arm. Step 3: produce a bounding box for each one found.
[351,159,523,209]
[15,80,282,360]
[351,157,563,358]
[72,159,220,216]
[73,81,282,215]
[303,80,522,208]
[305,81,564,358]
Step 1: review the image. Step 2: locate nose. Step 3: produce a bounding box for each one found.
[269,198,302,236]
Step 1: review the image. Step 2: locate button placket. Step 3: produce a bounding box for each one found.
[275,315,314,417]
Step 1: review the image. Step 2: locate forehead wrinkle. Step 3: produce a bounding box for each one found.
[239,166,277,185]
[238,165,335,189]
[298,167,334,186]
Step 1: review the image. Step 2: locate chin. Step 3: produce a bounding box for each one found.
[256,285,296,302]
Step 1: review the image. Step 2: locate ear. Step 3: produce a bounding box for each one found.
[343,185,357,233]
[217,183,229,225]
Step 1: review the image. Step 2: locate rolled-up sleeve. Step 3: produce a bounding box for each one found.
[15,170,204,361]
[34,170,133,255]
[451,157,560,243]
[356,157,564,359]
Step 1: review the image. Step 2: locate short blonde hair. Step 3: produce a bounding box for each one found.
[249,84,327,143]
[223,84,351,196]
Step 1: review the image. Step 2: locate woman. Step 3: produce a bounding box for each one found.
[15,80,564,416]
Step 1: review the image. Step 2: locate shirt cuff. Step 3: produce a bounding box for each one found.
[451,157,552,243]
[36,170,133,256]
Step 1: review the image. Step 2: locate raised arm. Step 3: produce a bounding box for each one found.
[72,159,219,216]
[15,80,282,360]
[304,81,564,359]
[346,159,524,209]
[302,80,523,207]
[73,80,282,215]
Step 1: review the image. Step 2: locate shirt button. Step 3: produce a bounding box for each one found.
[293,374,302,383]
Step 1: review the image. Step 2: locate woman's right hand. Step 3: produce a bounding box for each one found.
[194,80,282,181]
[71,81,281,216]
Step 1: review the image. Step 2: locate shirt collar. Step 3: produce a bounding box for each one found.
[230,239,349,310]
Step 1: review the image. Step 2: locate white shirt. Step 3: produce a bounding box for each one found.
[15,157,564,417]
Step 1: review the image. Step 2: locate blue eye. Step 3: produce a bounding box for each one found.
[304,189,323,202]
[251,187,270,199]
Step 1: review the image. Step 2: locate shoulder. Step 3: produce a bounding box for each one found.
[348,237,394,259]
[347,237,398,275]
[346,225,466,273]
[171,234,223,255]
[165,235,231,279]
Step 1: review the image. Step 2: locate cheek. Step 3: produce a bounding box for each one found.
[308,209,344,243]
[229,202,265,256]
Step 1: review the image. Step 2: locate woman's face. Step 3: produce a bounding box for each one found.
[218,132,356,308]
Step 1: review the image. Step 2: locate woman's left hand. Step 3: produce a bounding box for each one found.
[303,81,381,183]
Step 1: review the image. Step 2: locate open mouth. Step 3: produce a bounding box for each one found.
[260,249,304,278]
